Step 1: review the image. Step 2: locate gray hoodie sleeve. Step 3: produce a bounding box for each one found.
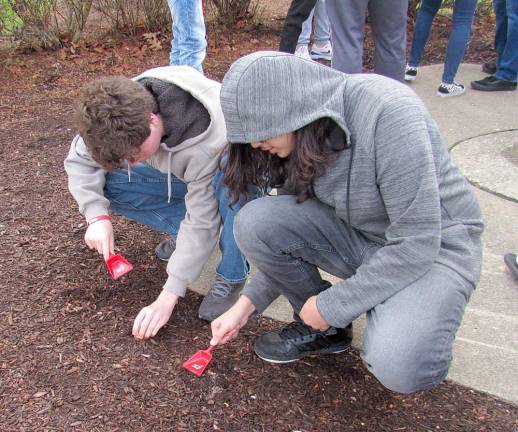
[64,135,111,221]
[316,99,442,328]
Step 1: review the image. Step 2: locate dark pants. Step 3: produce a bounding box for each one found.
[279,0,318,53]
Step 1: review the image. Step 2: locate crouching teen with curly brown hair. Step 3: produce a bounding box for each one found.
[65,67,250,339]
[210,52,484,394]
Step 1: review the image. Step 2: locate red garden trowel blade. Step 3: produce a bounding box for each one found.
[105,253,133,280]
[183,345,215,377]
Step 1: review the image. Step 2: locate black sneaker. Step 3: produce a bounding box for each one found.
[471,75,517,92]
[254,321,352,364]
[482,62,497,75]
[155,237,176,261]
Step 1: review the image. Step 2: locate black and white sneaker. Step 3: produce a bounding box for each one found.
[254,321,352,364]
[404,65,418,82]
[437,81,465,97]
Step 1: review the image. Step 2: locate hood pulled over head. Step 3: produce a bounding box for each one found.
[220,51,351,144]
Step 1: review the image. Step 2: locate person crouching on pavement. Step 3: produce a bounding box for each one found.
[210,51,484,394]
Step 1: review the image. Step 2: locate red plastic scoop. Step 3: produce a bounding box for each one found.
[183,345,215,377]
[105,253,133,280]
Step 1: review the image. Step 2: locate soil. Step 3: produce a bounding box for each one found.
[1,6,516,432]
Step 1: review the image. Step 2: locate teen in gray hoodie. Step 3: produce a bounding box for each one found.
[210,52,484,394]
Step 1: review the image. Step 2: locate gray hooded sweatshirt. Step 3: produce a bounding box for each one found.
[220,52,484,328]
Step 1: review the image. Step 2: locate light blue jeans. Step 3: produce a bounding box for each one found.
[408,0,477,84]
[104,163,248,282]
[167,0,207,74]
[297,0,331,45]
[494,0,518,82]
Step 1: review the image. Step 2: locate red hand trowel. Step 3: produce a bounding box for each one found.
[183,344,216,377]
[105,253,133,280]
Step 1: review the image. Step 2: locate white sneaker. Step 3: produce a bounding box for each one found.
[437,81,465,97]
[310,41,332,61]
[295,44,311,60]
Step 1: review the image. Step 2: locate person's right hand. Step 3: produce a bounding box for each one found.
[210,295,256,346]
[84,220,114,260]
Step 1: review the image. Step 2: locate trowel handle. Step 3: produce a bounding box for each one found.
[205,344,216,354]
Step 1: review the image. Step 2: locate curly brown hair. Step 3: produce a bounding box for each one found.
[221,117,340,205]
[74,76,158,170]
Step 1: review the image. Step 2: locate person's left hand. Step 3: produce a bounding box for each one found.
[300,295,329,331]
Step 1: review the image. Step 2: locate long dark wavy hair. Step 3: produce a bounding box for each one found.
[221,117,341,205]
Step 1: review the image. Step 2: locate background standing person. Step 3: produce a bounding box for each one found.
[294,0,333,61]
[279,0,318,53]
[167,0,207,73]
[405,0,478,97]
[471,0,517,91]
[325,0,408,81]
[212,51,484,394]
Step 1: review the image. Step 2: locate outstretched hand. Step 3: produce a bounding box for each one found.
[132,290,179,340]
[210,295,256,346]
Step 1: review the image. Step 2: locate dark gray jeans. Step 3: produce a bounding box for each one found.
[234,196,474,393]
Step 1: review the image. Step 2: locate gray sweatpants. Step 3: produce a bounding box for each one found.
[326,0,408,81]
[235,196,474,394]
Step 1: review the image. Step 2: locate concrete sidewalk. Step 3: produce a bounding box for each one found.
[190,64,518,404]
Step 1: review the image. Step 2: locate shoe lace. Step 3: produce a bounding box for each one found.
[279,321,319,341]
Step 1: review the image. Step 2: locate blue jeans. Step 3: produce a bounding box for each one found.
[408,0,477,84]
[104,163,248,282]
[494,0,518,82]
[298,0,331,45]
[167,0,207,74]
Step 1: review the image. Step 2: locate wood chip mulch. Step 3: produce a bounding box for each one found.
[1,11,516,432]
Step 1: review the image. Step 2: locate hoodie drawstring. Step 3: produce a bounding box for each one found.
[167,152,173,203]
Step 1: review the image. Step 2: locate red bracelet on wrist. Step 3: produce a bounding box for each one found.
[88,215,110,225]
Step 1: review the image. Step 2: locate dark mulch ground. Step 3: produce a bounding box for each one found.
[1,9,517,432]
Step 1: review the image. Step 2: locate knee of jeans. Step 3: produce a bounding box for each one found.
[362,339,449,394]
[233,199,275,254]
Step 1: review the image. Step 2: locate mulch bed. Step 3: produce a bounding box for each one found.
[1,9,516,432]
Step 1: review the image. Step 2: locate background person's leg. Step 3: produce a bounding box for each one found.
[312,0,331,44]
[279,0,318,53]
[362,263,474,393]
[408,0,442,68]
[167,0,207,73]
[441,0,478,84]
[104,163,187,237]
[326,0,368,74]
[297,8,314,47]
[494,0,509,70]
[494,0,518,82]
[310,0,332,60]
[368,0,408,81]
